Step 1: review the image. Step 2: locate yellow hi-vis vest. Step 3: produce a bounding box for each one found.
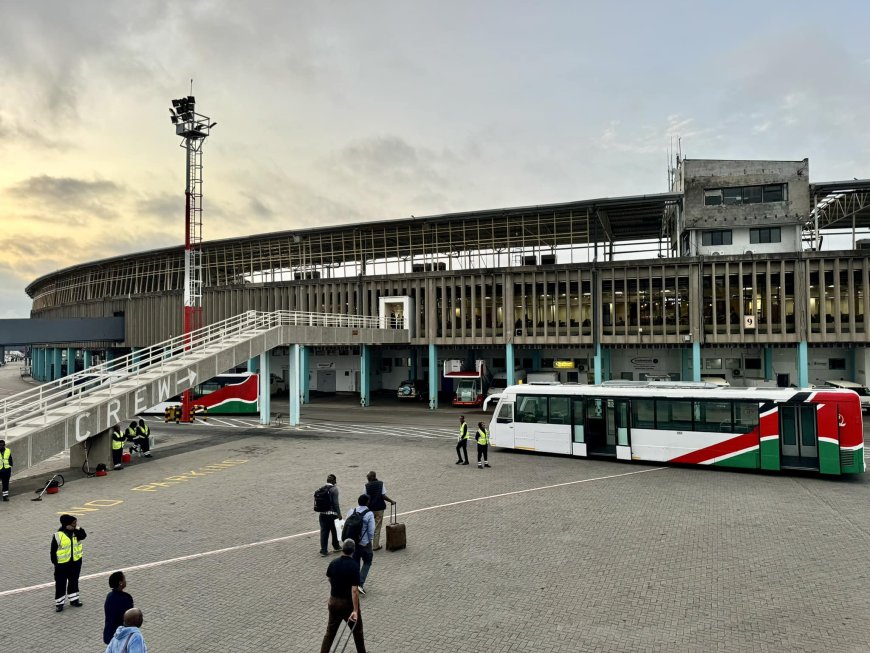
[458,422,469,441]
[136,424,149,439]
[55,531,83,564]
[111,429,125,450]
[476,428,489,445]
[125,427,136,440]
[0,448,10,469]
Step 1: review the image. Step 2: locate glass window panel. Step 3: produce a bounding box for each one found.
[800,406,817,447]
[656,400,694,430]
[781,407,797,445]
[704,190,723,206]
[632,399,655,428]
[496,403,513,423]
[695,400,732,432]
[705,358,723,370]
[733,403,759,434]
[617,401,629,445]
[743,186,763,204]
[723,187,743,205]
[549,396,570,424]
[763,184,784,202]
[571,398,585,442]
[516,395,548,423]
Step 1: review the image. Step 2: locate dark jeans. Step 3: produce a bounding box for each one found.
[319,514,339,554]
[112,448,123,466]
[477,443,489,462]
[133,438,150,453]
[54,559,82,605]
[353,542,373,587]
[320,597,365,653]
[456,439,468,463]
[0,468,10,496]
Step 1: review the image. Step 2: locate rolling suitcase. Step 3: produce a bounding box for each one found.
[385,502,406,551]
[330,617,357,653]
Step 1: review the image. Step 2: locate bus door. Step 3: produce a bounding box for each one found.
[615,399,631,460]
[586,398,617,456]
[571,397,586,456]
[493,400,515,448]
[779,404,818,470]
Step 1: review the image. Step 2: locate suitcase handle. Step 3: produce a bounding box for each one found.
[390,501,397,525]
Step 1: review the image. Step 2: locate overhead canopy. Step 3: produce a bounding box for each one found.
[809,179,870,230]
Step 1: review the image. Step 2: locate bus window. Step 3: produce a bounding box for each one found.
[694,400,732,433]
[496,402,513,423]
[632,399,655,428]
[656,399,693,431]
[571,398,585,442]
[616,400,629,446]
[517,395,548,423]
[549,396,569,424]
[733,403,759,433]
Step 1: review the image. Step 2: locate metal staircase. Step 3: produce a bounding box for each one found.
[2,310,401,470]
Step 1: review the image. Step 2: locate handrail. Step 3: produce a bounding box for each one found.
[1,310,388,435]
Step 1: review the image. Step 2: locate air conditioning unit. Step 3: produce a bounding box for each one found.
[682,334,692,342]
[733,369,742,377]
[711,251,721,256]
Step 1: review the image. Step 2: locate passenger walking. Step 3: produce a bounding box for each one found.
[344,494,376,594]
[103,571,134,645]
[476,422,490,468]
[51,514,87,611]
[104,608,147,653]
[111,425,125,470]
[364,471,395,551]
[0,439,12,501]
[455,415,470,465]
[320,539,367,653]
[134,419,152,457]
[315,474,342,557]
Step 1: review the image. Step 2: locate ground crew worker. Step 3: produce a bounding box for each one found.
[111,424,125,470]
[134,418,152,457]
[0,439,12,501]
[476,421,490,468]
[124,421,138,452]
[51,514,87,612]
[455,415,470,465]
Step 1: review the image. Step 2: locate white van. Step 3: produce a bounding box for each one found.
[487,370,527,396]
[526,371,560,384]
[821,379,870,412]
[700,375,730,387]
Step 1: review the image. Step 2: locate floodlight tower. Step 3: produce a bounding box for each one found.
[169,94,217,421]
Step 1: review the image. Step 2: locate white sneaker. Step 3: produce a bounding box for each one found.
[358,585,366,596]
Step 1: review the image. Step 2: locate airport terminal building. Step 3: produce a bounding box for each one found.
[23,157,870,400]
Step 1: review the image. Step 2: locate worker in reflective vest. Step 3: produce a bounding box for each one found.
[134,418,152,457]
[455,415,470,465]
[111,424,125,470]
[0,440,12,501]
[476,422,490,469]
[51,514,87,612]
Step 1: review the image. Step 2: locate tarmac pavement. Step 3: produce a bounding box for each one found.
[1,386,870,651]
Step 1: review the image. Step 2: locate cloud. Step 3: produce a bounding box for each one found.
[6,175,123,221]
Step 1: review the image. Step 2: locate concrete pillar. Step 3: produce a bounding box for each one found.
[300,346,310,404]
[593,343,602,384]
[797,342,809,388]
[692,342,701,382]
[52,348,63,381]
[259,350,271,425]
[506,342,515,386]
[531,350,542,372]
[763,346,774,382]
[288,344,301,425]
[428,343,439,410]
[32,348,40,380]
[70,428,115,472]
[360,344,371,407]
[410,348,418,382]
[83,350,93,371]
[65,347,75,376]
[602,347,611,382]
[680,347,690,382]
[39,348,47,381]
[105,349,115,365]
[247,357,257,373]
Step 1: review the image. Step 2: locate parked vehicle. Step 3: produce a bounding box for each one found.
[488,370,527,396]
[270,373,288,395]
[397,379,428,401]
[526,371,560,384]
[444,359,492,407]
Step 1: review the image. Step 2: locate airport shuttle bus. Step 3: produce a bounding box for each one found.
[144,373,259,415]
[488,381,865,475]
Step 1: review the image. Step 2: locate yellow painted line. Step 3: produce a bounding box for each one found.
[515,446,536,451]
[0,466,665,599]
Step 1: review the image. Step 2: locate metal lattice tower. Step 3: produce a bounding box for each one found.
[169,93,216,419]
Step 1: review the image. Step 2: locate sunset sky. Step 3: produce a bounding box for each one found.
[2,0,869,317]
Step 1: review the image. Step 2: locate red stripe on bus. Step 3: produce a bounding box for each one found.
[669,431,760,465]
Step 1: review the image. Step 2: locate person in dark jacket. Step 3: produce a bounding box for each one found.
[134,419,152,457]
[0,439,12,501]
[320,539,366,653]
[111,425,125,470]
[363,471,395,551]
[51,514,87,611]
[103,571,134,644]
[318,474,342,557]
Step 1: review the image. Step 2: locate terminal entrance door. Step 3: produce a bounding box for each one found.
[779,404,818,470]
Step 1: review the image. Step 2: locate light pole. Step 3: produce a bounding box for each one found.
[169,94,216,421]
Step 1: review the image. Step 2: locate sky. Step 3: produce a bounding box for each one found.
[2,0,869,318]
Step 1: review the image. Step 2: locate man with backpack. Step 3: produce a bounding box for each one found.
[343,494,376,595]
[315,474,341,557]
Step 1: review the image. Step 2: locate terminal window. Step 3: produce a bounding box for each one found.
[704,183,787,206]
[701,230,732,246]
[750,227,781,244]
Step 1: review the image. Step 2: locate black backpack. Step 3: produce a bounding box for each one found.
[341,508,370,543]
[313,485,332,512]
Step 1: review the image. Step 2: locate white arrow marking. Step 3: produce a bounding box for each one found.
[176,369,197,389]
